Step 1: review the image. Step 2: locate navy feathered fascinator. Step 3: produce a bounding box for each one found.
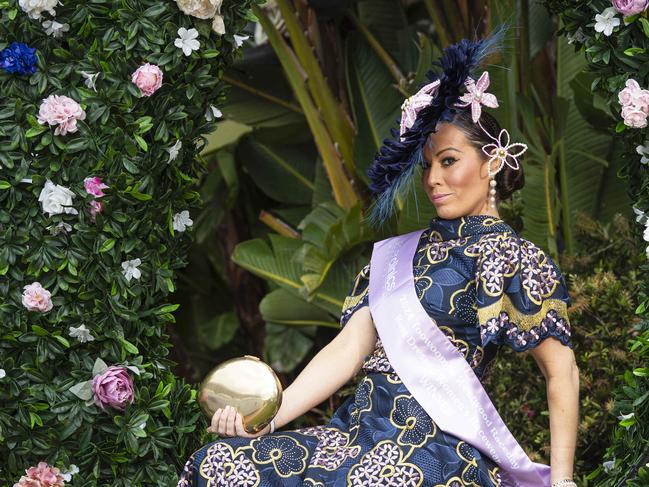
[365,27,506,227]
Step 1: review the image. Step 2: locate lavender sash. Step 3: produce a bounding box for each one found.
[368,229,551,487]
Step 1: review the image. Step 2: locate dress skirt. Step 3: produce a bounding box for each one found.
[177,371,502,487]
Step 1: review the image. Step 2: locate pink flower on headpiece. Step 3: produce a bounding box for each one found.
[480,126,528,176]
[399,80,440,140]
[456,71,499,123]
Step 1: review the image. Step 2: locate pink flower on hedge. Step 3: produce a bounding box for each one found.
[131,63,163,97]
[37,94,86,136]
[83,176,108,197]
[89,200,103,219]
[13,461,65,487]
[622,105,648,128]
[619,78,649,128]
[611,0,648,16]
[22,282,53,313]
[91,366,134,410]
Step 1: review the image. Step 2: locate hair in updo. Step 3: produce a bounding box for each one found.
[448,109,525,201]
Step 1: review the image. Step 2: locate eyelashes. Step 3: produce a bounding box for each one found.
[421,157,457,170]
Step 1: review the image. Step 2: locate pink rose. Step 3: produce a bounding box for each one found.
[22,282,53,313]
[83,176,108,197]
[37,94,86,136]
[91,366,135,410]
[622,106,648,128]
[131,63,163,97]
[637,90,649,113]
[13,461,65,487]
[618,79,642,106]
[611,0,648,16]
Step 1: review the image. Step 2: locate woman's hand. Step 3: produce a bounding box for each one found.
[206,405,271,439]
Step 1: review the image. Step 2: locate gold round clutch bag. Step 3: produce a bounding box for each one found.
[197,355,282,434]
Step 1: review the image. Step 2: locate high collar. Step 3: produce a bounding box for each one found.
[427,214,514,241]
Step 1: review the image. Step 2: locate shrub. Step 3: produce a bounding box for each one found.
[0,0,259,484]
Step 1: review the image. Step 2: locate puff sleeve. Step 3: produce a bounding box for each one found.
[339,263,370,327]
[470,234,573,352]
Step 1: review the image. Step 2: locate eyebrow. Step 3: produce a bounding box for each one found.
[435,147,463,157]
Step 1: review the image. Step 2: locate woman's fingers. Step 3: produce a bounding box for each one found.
[208,408,222,433]
[225,406,236,436]
[234,412,247,437]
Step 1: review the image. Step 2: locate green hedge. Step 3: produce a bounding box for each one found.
[0,0,259,485]
[543,1,649,484]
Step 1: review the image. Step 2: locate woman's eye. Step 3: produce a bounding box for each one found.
[441,157,456,166]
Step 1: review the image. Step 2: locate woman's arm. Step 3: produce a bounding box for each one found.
[528,337,580,484]
[272,306,377,429]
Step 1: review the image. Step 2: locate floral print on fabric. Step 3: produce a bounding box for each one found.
[177,215,566,486]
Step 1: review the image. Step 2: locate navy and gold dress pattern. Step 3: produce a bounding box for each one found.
[177,214,573,486]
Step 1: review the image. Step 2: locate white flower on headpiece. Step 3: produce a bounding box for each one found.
[481,128,528,177]
[456,72,499,123]
[594,8,620,37]
[399,79,441,140]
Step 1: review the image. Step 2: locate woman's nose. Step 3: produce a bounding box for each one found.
[424,162,442,187]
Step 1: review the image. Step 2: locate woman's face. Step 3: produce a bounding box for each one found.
[421,122,496,219]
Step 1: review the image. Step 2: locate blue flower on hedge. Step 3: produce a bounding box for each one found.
[0,42,38,75]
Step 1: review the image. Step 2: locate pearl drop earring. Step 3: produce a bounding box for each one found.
[488,177,497,209]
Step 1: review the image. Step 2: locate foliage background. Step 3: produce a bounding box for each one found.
[170,0,646,485]
[0,0,259,485]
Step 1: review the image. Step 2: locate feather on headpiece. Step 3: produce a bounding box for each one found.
[366,27,507,227]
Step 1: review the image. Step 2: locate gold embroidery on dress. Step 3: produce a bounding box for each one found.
[477,294,569,332]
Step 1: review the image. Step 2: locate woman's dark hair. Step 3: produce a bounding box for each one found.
[448,109,525,201]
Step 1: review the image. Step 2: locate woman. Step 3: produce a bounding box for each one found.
[177,33,579,487]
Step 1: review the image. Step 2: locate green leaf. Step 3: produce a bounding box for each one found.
[118,337,139,354]
[639,17,649,37]
[0,181,11,190]
[52,335,70,348]
[69,380,94,400]
[31,325,49,336]
[92,358,109,376]
[99,238,116,252]
[154,304,180,314]
[134,135,148,152]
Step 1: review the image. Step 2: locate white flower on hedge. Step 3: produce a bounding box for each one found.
[233,34,249,49]
[594,7,620,36]
[42,19,69,37]
[47,221,73,235]
[602,458,615,472]
[60,465,79,482]
[644,224,649,242]
[634,206,648,225]
[175,27,201,56]
[81,71,99,92]
[69,324,95,343]
[0,369,5,379]
[173,210,193,232]
[166,139,182,163]
[39,179,78,217]
[646,244,649,260]
[205,105,222,121]
[19,0,59,19]
[121,258,142,282]
[636,142,649,164]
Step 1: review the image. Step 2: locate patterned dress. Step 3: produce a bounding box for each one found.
[177,214,574,487]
